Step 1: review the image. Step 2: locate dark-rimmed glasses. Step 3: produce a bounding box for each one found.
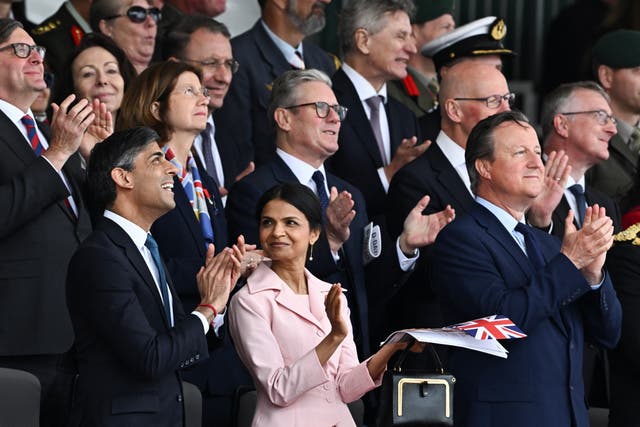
[284,101,348,121]
[186,58,240,74]
[0,43,46,59]
[454,92,516,109]
[104,6,161,23]
[558,110,617,126]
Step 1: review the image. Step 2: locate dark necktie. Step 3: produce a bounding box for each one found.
[200,122,220,187]
[311,170,329,222]
[21,114,44,155]
[145,234,173,326]
[365,95,388,165]
[568,184,586,228]
[515,223,545,269]
[629,127,640,154]
[290,50,305,70]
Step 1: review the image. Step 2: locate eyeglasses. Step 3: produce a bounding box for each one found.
[0,43,46,59]
[186,58,239,74]
[558,110,617,126]
[104,6,161,23]
[284,101,348,121]
[173,85,210,99]
[454,92,516,109]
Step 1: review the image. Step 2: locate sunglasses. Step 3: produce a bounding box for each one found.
[104,6,162,23]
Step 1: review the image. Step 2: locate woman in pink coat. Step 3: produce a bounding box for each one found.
[229,183,405,426]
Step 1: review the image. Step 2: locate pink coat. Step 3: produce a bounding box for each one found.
[229,263,381,426]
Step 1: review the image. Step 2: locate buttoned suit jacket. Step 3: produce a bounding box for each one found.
[151,172,252,403]
[328,68,422,219]
[215,20,338,167]
[229,263,379,427]
[385,142,475,331]
[432,203,622,427]
[587,133,639,211]
[0,110,91,355]
[67,218,212,427]
[226,155,406,357]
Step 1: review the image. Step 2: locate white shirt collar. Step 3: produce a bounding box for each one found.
[276,148,328,193]
[341,62,387,103]
[104,210,149,250]
[0,99,34,122]
[476,196,520,233]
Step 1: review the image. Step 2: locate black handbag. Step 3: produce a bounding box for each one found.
[377,343,455,426]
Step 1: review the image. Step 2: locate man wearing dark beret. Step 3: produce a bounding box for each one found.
[587,29,640,212]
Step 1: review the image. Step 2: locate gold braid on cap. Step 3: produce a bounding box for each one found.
[613,222,640,245]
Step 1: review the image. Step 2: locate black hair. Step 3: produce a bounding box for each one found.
[255,183,322,232]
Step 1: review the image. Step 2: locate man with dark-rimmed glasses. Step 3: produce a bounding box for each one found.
[0,18,96,427]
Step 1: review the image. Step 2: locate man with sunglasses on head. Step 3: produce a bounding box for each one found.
[386,61,513,337]
[90,0,161,74]
[214,0,340,169]
[0,18,96,427]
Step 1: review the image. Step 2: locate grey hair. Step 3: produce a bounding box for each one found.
[268,69,332,130]
[540,81,611,140]
[338,0,415,58]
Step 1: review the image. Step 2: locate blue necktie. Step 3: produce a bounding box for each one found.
[312,170,329,223]
[568,184,586,228]
[200,122,220,187]
[145,234,173,326]
[515,223,545,269]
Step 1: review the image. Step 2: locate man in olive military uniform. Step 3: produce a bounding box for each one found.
[588,29,640,212]
[31,0,92,79]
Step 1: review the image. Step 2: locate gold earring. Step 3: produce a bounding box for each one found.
[308,242,314,261]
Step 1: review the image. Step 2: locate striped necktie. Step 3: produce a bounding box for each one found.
[21,115,44,155]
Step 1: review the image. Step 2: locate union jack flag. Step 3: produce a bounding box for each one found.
[450,315,527,340]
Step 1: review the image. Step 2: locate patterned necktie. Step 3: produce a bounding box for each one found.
[200,122,220,187]
[290,50,305,70]
[515,223,545,269]
[145,234,173,326]
[365,95,388,165]
[311,170,329,222]
[568,184,586,228]
[21,115,44,155]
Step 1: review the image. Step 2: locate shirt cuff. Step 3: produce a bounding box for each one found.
[377,167,390,193]
[395,238,419,271]
[590,270,606,290]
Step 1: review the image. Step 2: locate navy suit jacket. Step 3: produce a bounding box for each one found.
[215,20,338,167]
[328,68,422,219]
[67,218,212,427]
[0,110,91,355]
[226,155,406,356]
[432,203,621,427]
[385,142,475,331]
[151,172,252,404]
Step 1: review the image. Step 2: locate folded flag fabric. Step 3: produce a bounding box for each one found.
[450,315,527,340]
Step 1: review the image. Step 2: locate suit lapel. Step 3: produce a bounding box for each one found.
[429,144,475,213]
[472,205,569,337]
[334,69,385,166]
[253,22,292,86]
[101,218,173,328]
